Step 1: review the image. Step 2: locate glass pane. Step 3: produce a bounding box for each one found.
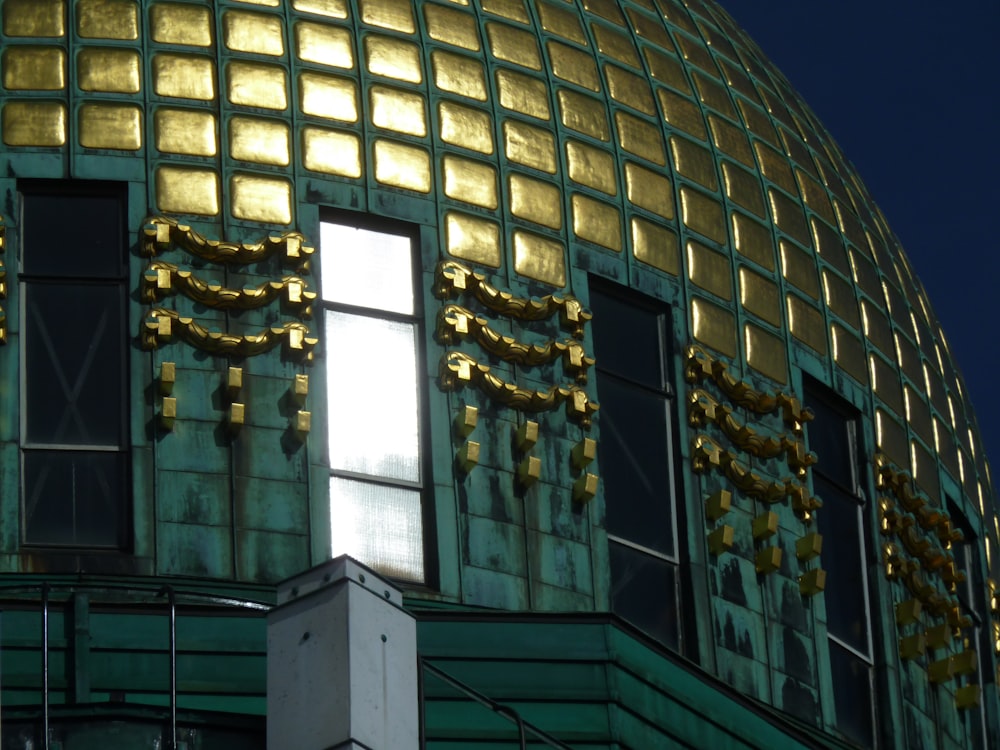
[806,395,854,488]
[609,541,679,650]
[590,286,664,389]
[599,375,674,555]
[815,475,869,654]
[326,311,420,482]
[24,450,126,547]
[25,283,124,446]
[320,222,414,314]
[330,476,424,581]
[829,641,874,748]
[22,192,123,277]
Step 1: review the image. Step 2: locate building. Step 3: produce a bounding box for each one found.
[0,0,996,747]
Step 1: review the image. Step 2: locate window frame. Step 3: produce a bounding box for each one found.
[17,180,130,551]
[318,211,432,585]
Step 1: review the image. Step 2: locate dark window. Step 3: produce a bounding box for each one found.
[590,282,681,651]
[806,386,875,747]
[20,183,128,548]
[319,217,426,582]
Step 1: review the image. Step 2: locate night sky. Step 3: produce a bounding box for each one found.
[716,0,1000,501]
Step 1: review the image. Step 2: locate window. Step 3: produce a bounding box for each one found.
[806,386,875,747]
[319,218,425,582]
[590,282,682,650]
[19,182,129,548]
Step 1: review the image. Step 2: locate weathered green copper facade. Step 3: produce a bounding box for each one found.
[0,0,997,747]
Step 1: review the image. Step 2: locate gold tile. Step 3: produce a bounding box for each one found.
[359,0,415,33]
[722,162,764,217]
[718,58,756,102]
[229,116,290,166]
[504,119,557,172]
[558,89,609,141]
[496,69,550,120]
[739,267,780,326]
[440,102,495,154]
[233,0,279,6]
[604,64,655,115]
[911,439,940,502]
[850,248,882,303]
[861,299,893,356]
[677,34,716,76]
[223,11,284,56]
[446,211,501,267]
[780,240,819,299]
[681,187,726,244]
[875,409,908,469]
[670,136,717,190]
[832,323,867,385]
[731,212,774,270]
[615,112,664,165]
[2,101,65,146]
[155,109,217,156]
[584,0,624,25]
[631,216,679,275]
[230,174,292,224]
[538,1,586,44]
[79,102,141,150]
[548,42,600,91]
[822,269,859,329]
[227,61,287,110]
[626,6,672,48]
[895,332,922,387]
[571,194,621,251]
[692,72,735,118]
[687,241,731,300]
[302,126,362,177]
[78,0,138,40]
[810,216,849,276]
[625,161,673,220]
[509,173,562,229]
[656,89,706,141]
[745,324,787,383]
[153,54,216,100]
[373,139,431,192]
[905,384,934,447]
[77,48,140,93]
[2,47,65,91]
[796,168,834,225]
[769,189,810,247]
[432,50,487,101]
[3,0,64,37]
[424,4,480,51]
[486,22,541,70]
[870,353,903,412]
[708,114,752,167]
[754,140,795,194]
[566,140,616,195]
[370,85,426,136]
[364,35,422,83]
[295,21,353,68]
[155,166,219,216]
[691,296,736,358]
[299,71,357,121]
[591,23,638,67]
[737,98,777,147]
[513,230,566,287]
[786,295,826,355]
[443,155,497,209]
[481,0,529,23]
[150,3,213,47]
[292,0,349,19]
[643,48,689,93]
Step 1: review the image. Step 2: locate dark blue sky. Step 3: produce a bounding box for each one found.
[716,1,1000,499]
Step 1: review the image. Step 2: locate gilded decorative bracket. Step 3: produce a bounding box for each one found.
[434,260,591,338]
[439,351,598,427]
[690,435,807,505]
[142,261,315,317]
[437,304,594,382]
[141,308,317,361]
[142,216,314,270]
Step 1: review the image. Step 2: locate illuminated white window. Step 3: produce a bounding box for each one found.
[320,219,425,582]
